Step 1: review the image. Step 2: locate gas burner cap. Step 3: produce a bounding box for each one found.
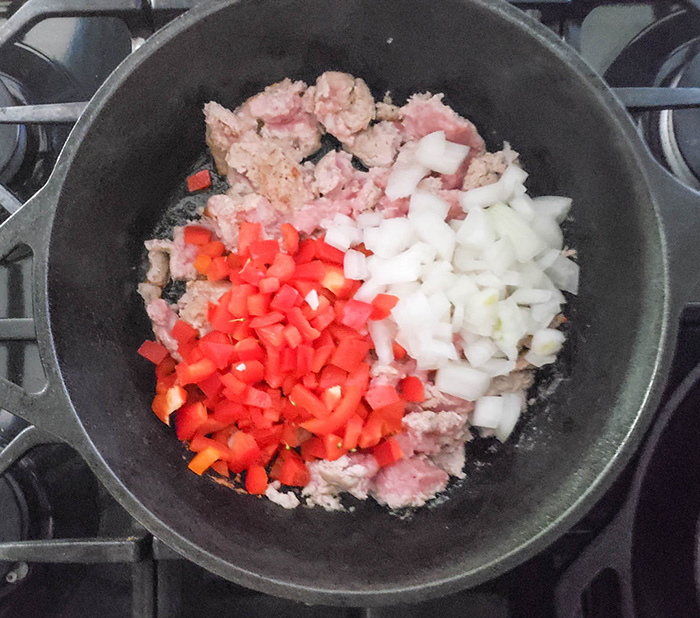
[669,53,700,188]
[0,76,25,186]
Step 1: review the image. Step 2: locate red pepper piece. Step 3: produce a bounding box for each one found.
[270,284,302,312]
[183,225,212,246]
[295,344,314,377]
[193,254,212,275]
[369,294,399,320]
[151,385,187,424]
[339,299,374,331]
[330,338,372,373]
[234,337,264,362]
[318,365,347,390]
[293,260,326,281]
[245,465,269,494]
[187,169,211,192]
[280,223,299,255]
[171,319,198,344]
[175,401,208,441]
[212,400,246,423]
[188,447,219,475]
[294,238,316,264]
[206,256,230,281]
[278,454,310,487]
[399,376,425,402]
[282,324,302,349]
[267,252,295,282]
[238,222,262,258]
[286,307,321,341]
[259,277,280,294]
[228,431,262,473]
[199,240,225,258]
[249,311,284,328]
[290,384,328,418]
[365,384,401,410]
[249,239,279,264]
[301,385,362,436]
[373,437,404,467]
[342,414,364,450]
[176,357,217,385]
[316,237,345,264]
[256,323,285,348]
[231,360,265,384]
[199,341,237,370]
[137,340,169,365]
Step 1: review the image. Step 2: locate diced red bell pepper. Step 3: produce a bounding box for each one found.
[206,256,230,281]
[249,311,284,328]
[183,225,212,246]
[270,285,301,312]
[392,341,407,360]
[286,306,321,341]
[370,294,399,320]
[290,384,328,418]
[281,223,299,255]
[197,372,223,399]
[188,447,219,475]
[321,265,356,299]
[172,319,198,345]
[247,293,271,317]
[151,385,187,424]
[228,284,255,318]
[199,240,225,258]
[194,254,212,275]
[231,319,253,341]
[267,252,295,282]
[191,433,232,459]
[231,360,265,384]
[316,237,345,264]
[400,376,425,402]
[301,385,362,436]
[321,385,343,411]
[209,303,239,335]
[365,384,400,410]
[293,260,326,281]
[340,299,374,331]
[373,400,406,434]
[310,306,335,332]
[156,373,177,394]
[373,437,404,467]
[199,341,237,369]
[238,221,262,258]
[282,324,302,349]
[234,337,264,362]
[318,364,347,390]
[256,323,285,349]
[243,386,272,409]
[175,401,208,441]
[238,259,265,285]
[259,276,280,294]
[295,344,314,377]
[220,372,247,397]
[245,465,269,494]
[228,431,262,473]
[210,460,230,478]
[278,454,310,487]
[176,357,217,385]
[357,412,384,449]
[249,239,279,264]
[138,340,169,365]
[311,343,335,374]
[295,238,316,264]
[302,372,318,391]
[342,414,364,450]
[264,346,283,389]
[330,338,372,373]
[280,347,297,373]
[320,433,347,461]
[156,355,177,379]
[212,400,246,423]
[227,253,243,272]
[187,169,211,192]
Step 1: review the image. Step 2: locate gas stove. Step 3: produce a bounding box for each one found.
[1,2,700,617]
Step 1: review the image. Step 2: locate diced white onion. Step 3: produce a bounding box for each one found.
[304,289,319,311]
[531,195,572,223]
[415,131,470,175]
[531,328,566,356]
[343,249,368,280]
[546,254,579,295]
[368,319,395,365]
[495,393,522,442]
[385,163,429,200]
[472,396,504,429]
[435,362,491,400]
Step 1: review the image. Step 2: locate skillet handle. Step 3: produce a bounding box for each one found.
[0,186,84,448]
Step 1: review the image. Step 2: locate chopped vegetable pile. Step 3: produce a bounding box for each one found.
[137,71,577,510]
[139,221,428,494]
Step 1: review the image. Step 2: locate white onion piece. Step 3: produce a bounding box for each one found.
[529,213,564,251]
[509,194,536,221]
[354,280,385,303]
[385,163,429,200]
[368,319,395,365]
[495,394,523,442]
[531,328,566,356]
[344,249,368,280]
[481,358,517,377]
[546,255,579,294]
[435,362,491,400]
[531,196,572,222]
[487,203,545,263]
[367,250,422,285]
[325,224,362,251]
[415,131,470,175]
[537,248,561,270]
[498,164,529,198]
[451,303,465,332]
[464,337,497,367]
[409,190,450,220]
[304,289,319,311]
[524,350,557,367]
[364,218,413,258]
[460,182,509,210]
[409,211,456,262]
[455,206,495,249]
[509,288,554,305]
[356,211,383,228]
[472,396,504,429]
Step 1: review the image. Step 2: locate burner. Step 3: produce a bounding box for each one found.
[0,76,25,186]
[604,9,700,189]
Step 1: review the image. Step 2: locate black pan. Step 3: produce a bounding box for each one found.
[0,0,698,606]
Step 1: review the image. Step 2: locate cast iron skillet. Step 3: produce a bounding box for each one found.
[0,0,699,606]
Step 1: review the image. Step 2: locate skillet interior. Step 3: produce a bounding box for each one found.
[45,0,667,602]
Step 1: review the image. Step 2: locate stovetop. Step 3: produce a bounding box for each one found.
[2,2,700,617]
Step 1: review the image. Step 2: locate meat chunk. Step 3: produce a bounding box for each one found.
[422,382,475,415]
[372,456,448,509]
[169,227,199,280]
[400,93,485,153]
[462,150,508,190]
[265,482,300,509]
[303,454,379,510]
[376,99,401,122]
[178,280,232,334]
[203,101,256,175]
[137,282,161,305]
[345,121,402,168]
[144,241,170,287]
[246,78,322,161]
[307,72,375,142]
[145,298,179,358]
[204,194,241,251]
[487,369,534,395]
[225,132,313,211]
